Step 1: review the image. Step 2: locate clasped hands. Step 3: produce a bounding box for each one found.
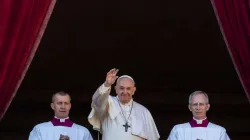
[59,134,70,140]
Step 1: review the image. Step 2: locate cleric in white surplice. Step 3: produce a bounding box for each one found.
[168,91,230,140]
[28,91,93,140]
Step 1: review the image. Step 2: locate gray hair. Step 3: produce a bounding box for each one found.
[52,91,71,103]
[188,90,209,104]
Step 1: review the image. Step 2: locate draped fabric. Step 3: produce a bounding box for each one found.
[0,0,57,121]
[211,0,250,101]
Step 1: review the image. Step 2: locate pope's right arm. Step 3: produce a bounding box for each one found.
[91,68,119,117]
[92,84,111,116]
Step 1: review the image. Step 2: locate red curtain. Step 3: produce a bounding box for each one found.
[211,0,250,102]
[0,0,56,121]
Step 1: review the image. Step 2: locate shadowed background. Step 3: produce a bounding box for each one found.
[0,0,250,139]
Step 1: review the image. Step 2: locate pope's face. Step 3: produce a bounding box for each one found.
[51,94,71,119]
[188,93,210,120]
[115,78,136,104]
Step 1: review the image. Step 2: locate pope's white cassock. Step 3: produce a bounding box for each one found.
[88,84,160,140]
[29,117,93,140]
[168,118,230,140]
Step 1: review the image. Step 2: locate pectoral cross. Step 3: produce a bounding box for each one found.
[123,122,130,132]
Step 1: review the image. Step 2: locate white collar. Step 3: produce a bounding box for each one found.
[54,116,69,122]
[193,117,207,124]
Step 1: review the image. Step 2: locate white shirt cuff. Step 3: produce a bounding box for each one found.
[99,83,111,95]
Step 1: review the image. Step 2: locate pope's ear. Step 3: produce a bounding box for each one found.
[133,87,136,95]
[114,86,118,94]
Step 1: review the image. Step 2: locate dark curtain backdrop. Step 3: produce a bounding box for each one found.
[0,0,56,121]
[211,0,250,102]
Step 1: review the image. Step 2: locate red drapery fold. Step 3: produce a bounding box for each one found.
[211,0,250,102]
[0,0,56,121]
